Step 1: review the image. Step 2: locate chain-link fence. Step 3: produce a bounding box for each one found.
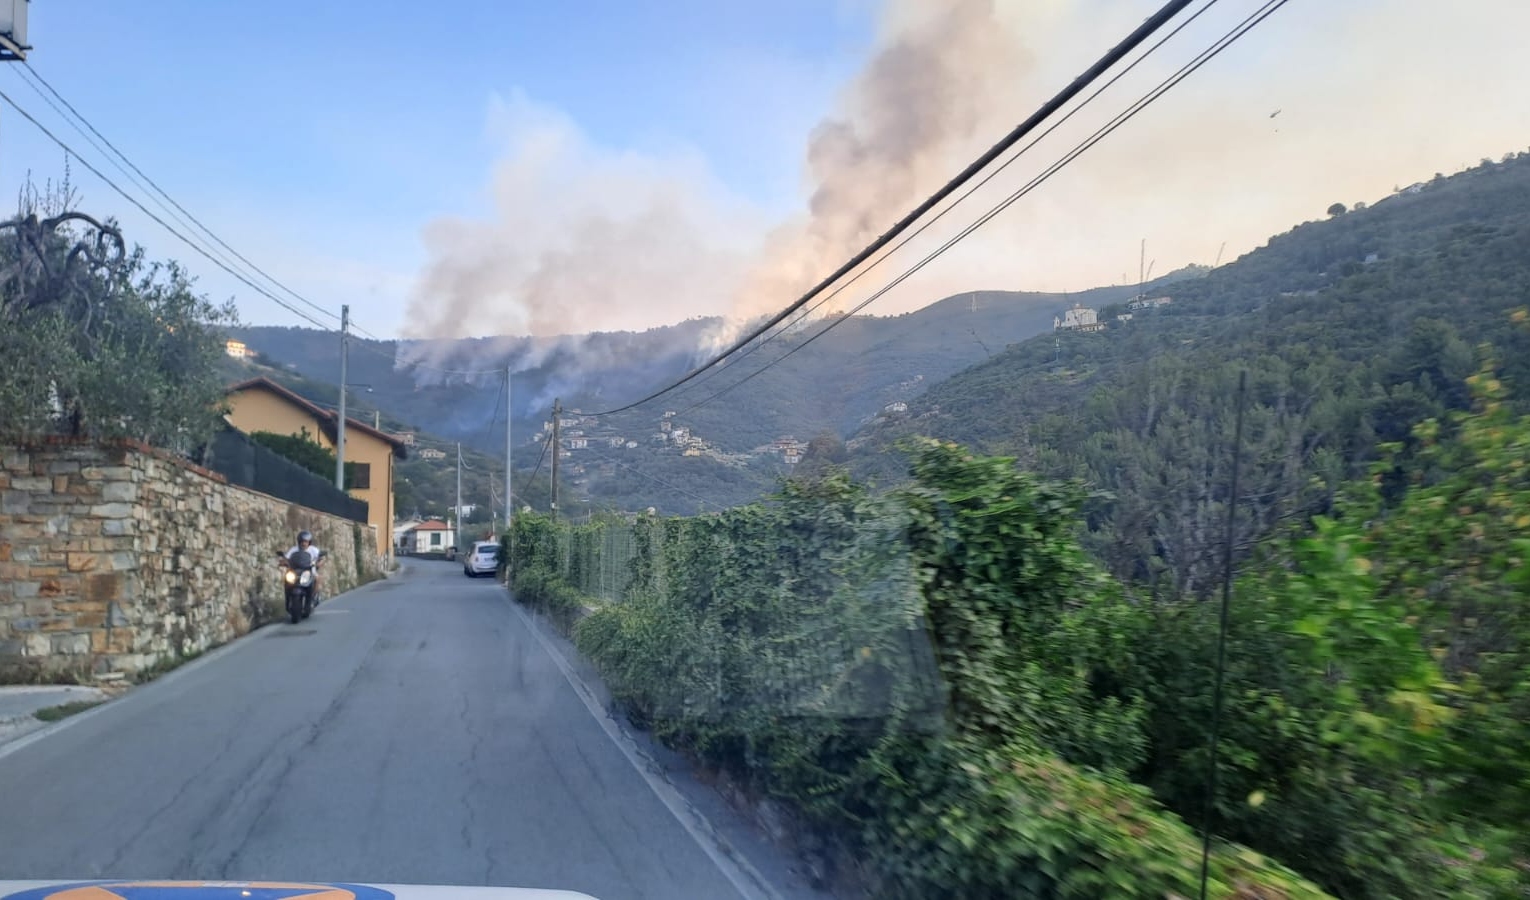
[520,509,946,728]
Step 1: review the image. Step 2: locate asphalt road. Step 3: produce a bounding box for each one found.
[0,559,834,900]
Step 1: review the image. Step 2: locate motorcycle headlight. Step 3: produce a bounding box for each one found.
[299,571,314,587]
[284,570,297,584]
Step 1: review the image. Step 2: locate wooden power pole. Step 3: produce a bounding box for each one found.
[550,398,561,520]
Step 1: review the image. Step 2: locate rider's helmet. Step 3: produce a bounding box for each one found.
[297,530,313,546]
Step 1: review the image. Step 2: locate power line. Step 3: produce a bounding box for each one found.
[0,85,334,330]
[676,0,1294,418]
[17,61,341,324]
[681,0,1289,415]
[7,65,263,303]
[585,0,1199,417]
[663,0,1224,407]
[519,432,553,505]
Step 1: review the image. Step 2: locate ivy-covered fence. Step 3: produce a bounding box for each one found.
[506,441,1325,898]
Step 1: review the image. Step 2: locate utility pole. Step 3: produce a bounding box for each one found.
[455,442,462,543]
[514,365,520,535]
[550,398,561,519]
[335,304,349,490]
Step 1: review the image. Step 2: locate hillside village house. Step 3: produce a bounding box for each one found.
[223,377,408,558]
[1053,303,1106,333]
[400,519,455,554]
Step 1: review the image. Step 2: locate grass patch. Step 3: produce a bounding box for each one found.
[134,647,208,683]
[33,699,105,721]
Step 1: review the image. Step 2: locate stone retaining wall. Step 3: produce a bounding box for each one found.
[1,439,383,680]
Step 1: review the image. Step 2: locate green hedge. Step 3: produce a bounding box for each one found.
[507,442,1327,897]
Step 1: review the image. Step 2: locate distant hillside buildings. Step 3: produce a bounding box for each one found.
[1054,303,1106,333]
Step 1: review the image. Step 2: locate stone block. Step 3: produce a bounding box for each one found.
[103,518,133,536]
[51,632,90,655]
[23,632,49,656]
[71,518,103,537]
[1,449,28,469]
[74,609,105,628]
[38,578,64,597]
[66,552,99,573]
[11,476,51,492]
[0,542,9,562]
[0,601,21,618]
[103,630,134,653]
[89,503,134,518]
[12,581,38,600]
[48,461,82,475]
[110,552,137,572]
[11,617,38,631]
[53,475,69,493]
[83,573,121,603]
[1,491,30,514]
[40,616,74,632]
[0,638,22,656]
[101,482,139,503]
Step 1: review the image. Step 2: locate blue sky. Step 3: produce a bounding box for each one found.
[0,0,875,336]
[2,1,1528,342]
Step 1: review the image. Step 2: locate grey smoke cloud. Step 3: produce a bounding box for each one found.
[401,91,759,346]
[401,0,1530,373]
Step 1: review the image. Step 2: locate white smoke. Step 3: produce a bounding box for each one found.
[401,0,1530,370]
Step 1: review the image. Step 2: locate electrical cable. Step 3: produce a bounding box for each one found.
[584,0,1200,416]
[18,61,341,323]
[675,0,1293,417]
[661,0,1226,406]
[0,85,335,330]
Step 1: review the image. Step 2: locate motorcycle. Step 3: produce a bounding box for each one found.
[277,549,317,623]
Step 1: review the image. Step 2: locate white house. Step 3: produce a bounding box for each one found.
[1127,295,1173,312]
[1054,303,1105,332]
[402,519,455,554]
[392,518,423,550]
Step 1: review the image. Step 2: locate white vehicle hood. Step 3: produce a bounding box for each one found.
[0,882,595,900]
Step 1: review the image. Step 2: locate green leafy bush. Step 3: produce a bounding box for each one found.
[509,452,1333,897]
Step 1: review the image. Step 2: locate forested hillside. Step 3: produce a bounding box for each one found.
[851,152,1530,597]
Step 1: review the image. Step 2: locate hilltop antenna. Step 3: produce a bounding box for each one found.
[1213,241,1226,268]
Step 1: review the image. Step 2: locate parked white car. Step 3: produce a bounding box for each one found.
[463,540,501,578]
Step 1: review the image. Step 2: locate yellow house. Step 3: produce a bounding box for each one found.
[224,377,408,558]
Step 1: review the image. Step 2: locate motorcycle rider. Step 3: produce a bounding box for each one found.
[282,530,324,605]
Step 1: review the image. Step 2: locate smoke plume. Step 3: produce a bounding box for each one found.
[402,0,1530,375]
[721,0,1032,327]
